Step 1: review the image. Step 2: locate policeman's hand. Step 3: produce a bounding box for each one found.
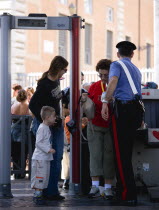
[101,103,109,121]
[49,148,56,154]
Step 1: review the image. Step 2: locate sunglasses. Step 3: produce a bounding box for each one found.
[98,73,109,78]
[63,68,67,73]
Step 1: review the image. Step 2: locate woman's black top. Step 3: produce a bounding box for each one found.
[29,77,62,122]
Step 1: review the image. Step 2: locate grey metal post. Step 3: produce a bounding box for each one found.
[0,13,72,198]
[0,13,13,198]
[154,0,159,86]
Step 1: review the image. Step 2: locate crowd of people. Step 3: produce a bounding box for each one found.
[11,41,157,206]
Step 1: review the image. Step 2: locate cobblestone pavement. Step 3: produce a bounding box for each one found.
[0,179,159,210]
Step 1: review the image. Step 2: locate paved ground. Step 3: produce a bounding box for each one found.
[0,179,159,210]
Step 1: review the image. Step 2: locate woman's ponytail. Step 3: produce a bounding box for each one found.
[37,70,49,84]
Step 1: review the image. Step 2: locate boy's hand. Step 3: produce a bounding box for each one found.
[49,148,56,154]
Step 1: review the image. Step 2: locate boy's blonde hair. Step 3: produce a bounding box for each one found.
[40,106,55,120]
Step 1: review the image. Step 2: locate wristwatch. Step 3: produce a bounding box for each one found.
[101,99,109,103]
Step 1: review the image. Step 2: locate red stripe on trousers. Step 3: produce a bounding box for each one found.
[112,114,127,200]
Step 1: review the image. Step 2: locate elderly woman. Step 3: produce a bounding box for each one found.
[87,59,115,199]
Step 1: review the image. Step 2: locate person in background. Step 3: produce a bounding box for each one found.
[101,41,143,206]
[81,72,85,84]
[61,87,89,192]
[11,89,30,179]
[11,84,22,105]
[142,82,158,89]
[26,87,36,151]
[82,82,91,92]
[11,89,30,116]
[31,106,56,205]
[26,87,35,103]
[86,59,115,200]
[61,111,71,190]
[29,55,68,201]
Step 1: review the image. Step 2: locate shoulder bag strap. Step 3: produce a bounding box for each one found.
[117,60,138,95]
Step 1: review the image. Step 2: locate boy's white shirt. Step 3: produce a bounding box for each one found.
[32,123,53,161]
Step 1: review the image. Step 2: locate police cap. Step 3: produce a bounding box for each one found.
[116,41,136,51]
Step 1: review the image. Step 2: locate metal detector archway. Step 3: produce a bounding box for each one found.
[0,13,83,198]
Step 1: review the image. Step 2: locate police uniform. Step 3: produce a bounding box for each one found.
[109,41,143,202]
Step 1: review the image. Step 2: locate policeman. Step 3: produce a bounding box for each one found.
[101,41,143,206]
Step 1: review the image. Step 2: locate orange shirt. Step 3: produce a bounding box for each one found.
[64,116,71,144]
[64,115,86,144]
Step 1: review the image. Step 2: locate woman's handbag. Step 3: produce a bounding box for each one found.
[81,96,95,120]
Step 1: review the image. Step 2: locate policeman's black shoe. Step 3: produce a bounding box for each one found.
[44,194,65,201]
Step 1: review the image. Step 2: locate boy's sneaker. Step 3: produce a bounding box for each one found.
[88,185,100,198]
[33,196,46,205]
[103,188,113,200]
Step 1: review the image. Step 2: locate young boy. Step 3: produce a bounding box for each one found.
[31,106,56,205]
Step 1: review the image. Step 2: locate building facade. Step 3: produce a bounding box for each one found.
[0,0,154,82]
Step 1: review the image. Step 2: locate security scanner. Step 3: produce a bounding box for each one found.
[0,13,84,198]
[133,89,159,201]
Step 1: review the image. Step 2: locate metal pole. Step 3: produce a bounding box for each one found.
[154,0,159,86]
[69,14,81,194]
[0,13,13,198]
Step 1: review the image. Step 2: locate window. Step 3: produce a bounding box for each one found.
[84,0,92,14]
[146,43,151,68]
[106,30,113,59]
[43,40,54,54]
[59,0,67,4]
[125,36,131,41]
[107,7,113,22]
[85,23,92,64]
[59,30,67,59]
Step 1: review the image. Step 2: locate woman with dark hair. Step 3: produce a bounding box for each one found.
[29,55,68,200]
[11,84,22,105]
[26,87,34,103]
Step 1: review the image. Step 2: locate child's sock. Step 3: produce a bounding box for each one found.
[92,181,99,188]
[104,184,111,189]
